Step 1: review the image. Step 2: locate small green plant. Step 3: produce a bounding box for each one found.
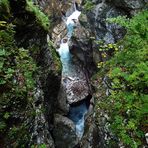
[31,144,47,148]
[83,0,95,11]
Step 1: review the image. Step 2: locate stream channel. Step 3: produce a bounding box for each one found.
[56,3,90,139]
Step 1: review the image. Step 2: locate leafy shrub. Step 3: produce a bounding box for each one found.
[96,10,148,147]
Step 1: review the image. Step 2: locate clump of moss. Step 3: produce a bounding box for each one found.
[48,40,62,74]
[0,0,11,19]
[26,0,50,31]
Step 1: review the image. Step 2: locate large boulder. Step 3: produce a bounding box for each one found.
[52,21,67,48]
[69,13,96,76]
[86,1,126,43]
[53,114,79,148]
[64,78,89,104]
[58,75,90,107]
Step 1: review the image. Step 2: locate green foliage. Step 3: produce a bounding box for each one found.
[0,0,10,17]
[96,10,148,147]
[95,40,119,68]
[31,144,47,148]
[0,20,36,146]
[48,40,62,73]
[26,0,50,31]
[0,0,53,146]
[96,42,119,52]
[83,0,95,11]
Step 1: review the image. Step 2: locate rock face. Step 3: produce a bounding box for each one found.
[30,87,55,148]
[85,1,126,43]
[9,0,62,146]
[84,0,147,43]
[53,114,79,148]
[79,0,147,147]
[52,22,67,48]
[70,19,96,76]
[108,0,145,9]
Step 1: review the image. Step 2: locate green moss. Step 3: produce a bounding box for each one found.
[31,144,47,148]
[83,0,95,11]
[48,40,62,74]
[0,0,11,19]
[26,0,50,31]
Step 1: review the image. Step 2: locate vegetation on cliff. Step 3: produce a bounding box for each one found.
[26,0,50,31]
[0,20,37,146]
[0,0,53,146]
[1,0,147,147]
[95,10,148,147]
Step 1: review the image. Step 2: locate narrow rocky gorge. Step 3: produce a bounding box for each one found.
[0,0,147,147]
[51,4,94,147]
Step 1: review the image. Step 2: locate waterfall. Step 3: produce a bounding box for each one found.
[57,39,72,76]
[57,4,88,139]
[66,9,81,38]
[57,6,81,75]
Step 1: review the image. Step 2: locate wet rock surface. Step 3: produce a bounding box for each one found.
[85,1,126,43]
[60,70,90,105]
[53,114,79,148]
[70,18,96,76]
[52,22,67,48]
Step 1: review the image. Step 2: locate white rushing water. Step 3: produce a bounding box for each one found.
[66,10,81,25]
[57,7,81,74]
[57,4,88,139]
[57,39,71,75]
[66,9,81,38]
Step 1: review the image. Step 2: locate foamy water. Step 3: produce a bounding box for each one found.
[68,102,87,139]
[66,10,81,25]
